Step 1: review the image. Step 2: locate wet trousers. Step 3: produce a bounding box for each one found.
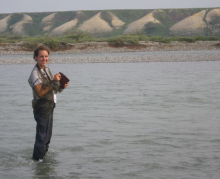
[32,109,54,160]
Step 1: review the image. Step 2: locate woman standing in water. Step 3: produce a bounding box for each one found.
[28,45,68,161]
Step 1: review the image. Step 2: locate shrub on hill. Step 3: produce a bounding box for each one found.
[107,35,141,46]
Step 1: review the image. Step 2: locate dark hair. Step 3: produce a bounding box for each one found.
[33,45,50,61]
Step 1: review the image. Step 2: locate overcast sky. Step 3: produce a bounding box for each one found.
[0,0,220,14]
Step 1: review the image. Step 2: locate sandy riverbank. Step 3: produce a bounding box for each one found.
[0,41,220,64]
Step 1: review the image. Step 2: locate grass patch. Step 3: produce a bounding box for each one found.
[147,36,172,43]
[63,30,97,43]
[111,9,152,23]
[173,36,220,43]
[107,35,142,47]
[21,36,70,51]
[1,33,220,51]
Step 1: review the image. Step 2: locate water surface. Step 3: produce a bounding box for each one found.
[0,61,220,179]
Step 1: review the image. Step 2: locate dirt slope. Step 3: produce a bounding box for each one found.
[41,13,57,32]
[169,10,207,36]
[52,19,78,35]
[0,15,12,33]
[108,12,125,29]
[10,14,33,35]
[206,8,220,35]
[123,11,161,34]
[77,12,113,34]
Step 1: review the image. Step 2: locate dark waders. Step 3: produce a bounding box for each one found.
[32,100,55,161]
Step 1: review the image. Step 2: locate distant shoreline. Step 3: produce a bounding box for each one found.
[0,41,220,64]
[1,41,220,55]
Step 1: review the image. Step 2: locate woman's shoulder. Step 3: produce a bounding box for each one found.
[45,66,51,71]
[30,65,40,77]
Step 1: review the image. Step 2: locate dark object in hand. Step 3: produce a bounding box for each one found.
[59,72,70,89]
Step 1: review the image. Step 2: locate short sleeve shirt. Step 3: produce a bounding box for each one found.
[29,66,57,103]
[30,66,47,87]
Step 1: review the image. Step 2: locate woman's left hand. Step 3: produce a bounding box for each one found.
[64,82,69,89]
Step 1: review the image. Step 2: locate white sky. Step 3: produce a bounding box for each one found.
[0,0,220,14]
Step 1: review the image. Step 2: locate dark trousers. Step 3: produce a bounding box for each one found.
[32,110,54,160]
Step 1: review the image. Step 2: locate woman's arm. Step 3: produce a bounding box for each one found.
[34,84,52,98]
[34,74,61,98]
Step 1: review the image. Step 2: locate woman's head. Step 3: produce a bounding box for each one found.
[33,45,50,69]
[33,45,50,60]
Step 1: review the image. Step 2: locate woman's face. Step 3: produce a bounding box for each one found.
[35,50,49,69]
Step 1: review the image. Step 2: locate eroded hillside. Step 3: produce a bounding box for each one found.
[0,8,219,37]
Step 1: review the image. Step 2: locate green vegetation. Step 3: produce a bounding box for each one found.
[64,30,97,42]
[7,14,23,25]
[76,10,101,25]
[100,11,112,26]
[1,33,219,51]
[144,22,169,36]
[107,35,140,46]
[106,35,220,46]
[111,9,152,23]
[51,12,77,28]
[153,10,174,27]
[163,8,204,23]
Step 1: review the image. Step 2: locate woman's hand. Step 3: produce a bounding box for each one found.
[64,82,69,89]
[53,73,61,81]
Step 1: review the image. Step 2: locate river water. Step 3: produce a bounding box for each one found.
[0,54,220,178]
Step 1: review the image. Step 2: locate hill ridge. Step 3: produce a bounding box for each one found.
[0,8,219,37]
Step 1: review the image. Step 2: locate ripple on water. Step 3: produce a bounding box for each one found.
[0,152,34,168]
